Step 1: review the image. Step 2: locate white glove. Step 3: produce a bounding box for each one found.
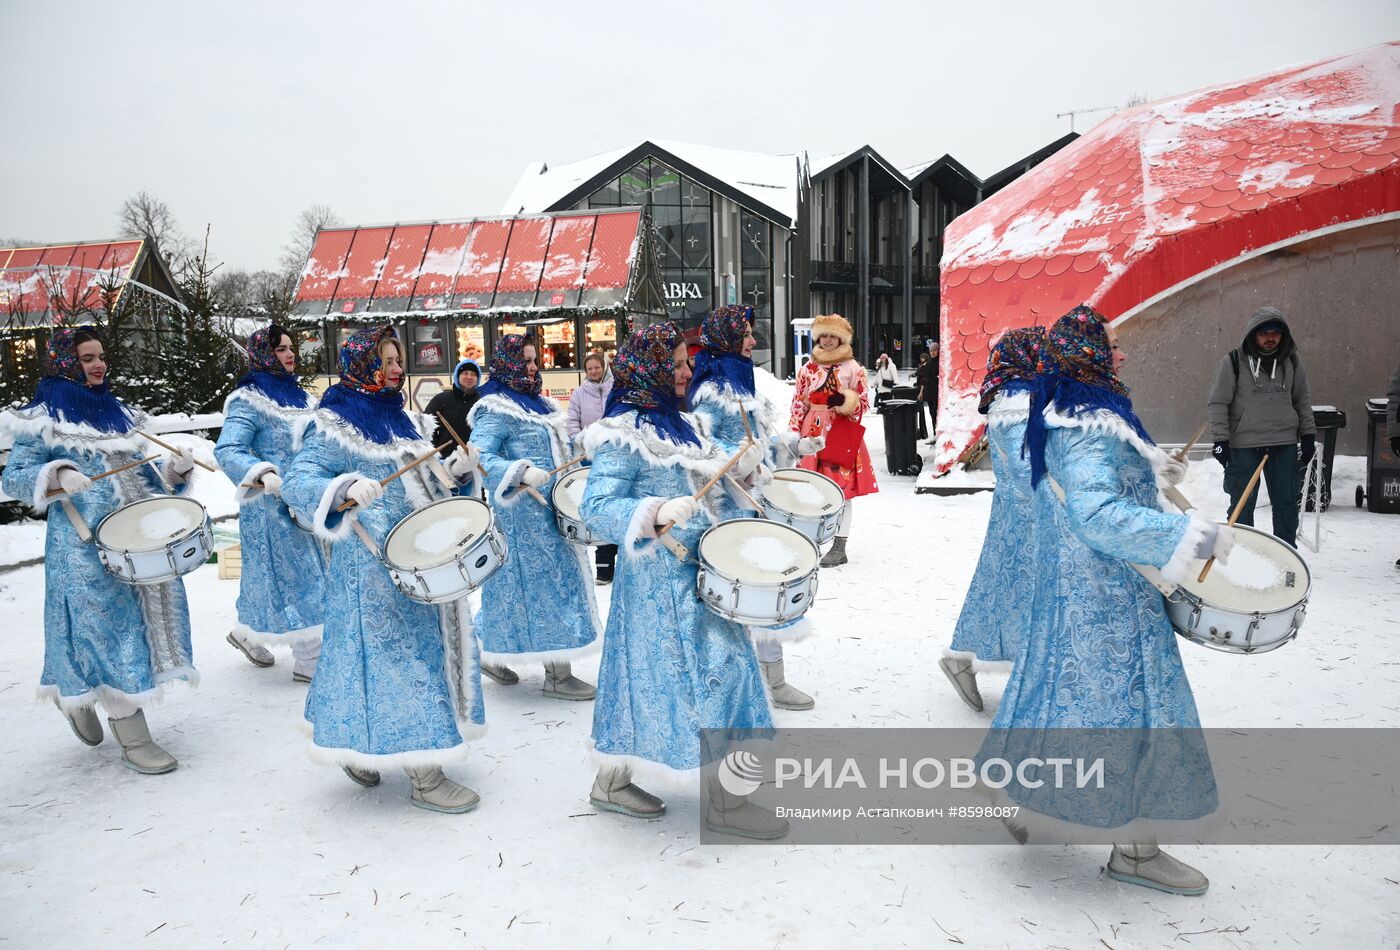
[446,445,480,480]
[518,464,551,489]
[732,441,766,480]
[1190,524,1235,563]
[1160,455,1188,487]
[656,496,699,529]
[259,472,283,496]
[169,447,196,476]
[797,435,825,456]
[346,478,384,509]
[55,467,92,496]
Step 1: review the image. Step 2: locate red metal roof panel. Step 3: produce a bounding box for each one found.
[409,222,473,311]
[452,220,512,308]
[331,226,394,313]
[495,216,552,304]
[370,224,432,311]
[295,230,356,308]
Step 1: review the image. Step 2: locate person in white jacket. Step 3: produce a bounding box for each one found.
[873,353,898,409]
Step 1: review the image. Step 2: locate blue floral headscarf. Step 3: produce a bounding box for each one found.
[235,323,308,408]
[604,323,701,446]
[476,333,554,414]
[978,326,1045,413]
[1024,305,1152,487]
[688,304,756,405]
[24,325,134,432]
[317,325,421,444]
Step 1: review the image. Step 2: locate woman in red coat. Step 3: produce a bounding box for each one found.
[789,313,878,566]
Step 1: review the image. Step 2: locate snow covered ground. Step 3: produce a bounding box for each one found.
[2,396,1398,947]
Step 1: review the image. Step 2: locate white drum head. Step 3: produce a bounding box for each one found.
[553,469,588,521]
[699,520,818,585]
[98,497,205,552]
[1181,524,1309,613]
[385,497,492,570]
[765,469,845,516]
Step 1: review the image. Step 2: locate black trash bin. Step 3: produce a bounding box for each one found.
[1303,406,1346,511]
[881,399,923,476]
[1358,397,1400,513]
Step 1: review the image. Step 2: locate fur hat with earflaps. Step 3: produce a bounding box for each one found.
[811,313,853,345]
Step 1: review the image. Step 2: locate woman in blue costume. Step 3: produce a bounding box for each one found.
[214,324,327,683]
[687,305,823,711]
[579,323,783,839]
[467,334,600,699]
[940,327,1046,712]
[978,306,1227,895]
[2,326,198,774]
[282,326,486,814]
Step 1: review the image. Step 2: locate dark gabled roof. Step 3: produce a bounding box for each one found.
[809,146,912,195]
[982,132,1080,195]
[906,154,983,200]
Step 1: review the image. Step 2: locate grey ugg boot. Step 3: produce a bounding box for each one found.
[1107,842,1208,896]
[590,766,665,818]
[343,764,381,787]
[107,709,177,774]
[938,656,984,711]
[481,662,519,685]
[761,659,815,710]
[226,630,275,668]
[543,661,596,701]
[820,537,848,567]
[705,778,788,840]
[59,702,103,746]
[406,766,479,814]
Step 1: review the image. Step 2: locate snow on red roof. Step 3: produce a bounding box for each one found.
[934,42,1400,472]
[291,209,646,319]
[0,240,145,324]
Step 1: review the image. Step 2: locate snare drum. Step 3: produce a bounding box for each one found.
[696,520,819,626]
[1165,523,1309,655]
[382,497,506,604]
[95,496,214,585]
[763,468,846,545]
[551,468,600,545]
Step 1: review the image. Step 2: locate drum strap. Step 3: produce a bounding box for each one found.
[1044,475,1179,599]
[659,533,690,561]
[58,497,93,544]
[349,517,382,560]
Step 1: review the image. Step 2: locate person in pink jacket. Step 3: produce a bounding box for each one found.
[567,352,617,583]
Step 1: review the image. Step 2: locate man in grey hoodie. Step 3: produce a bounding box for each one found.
[1206,305,1315,546]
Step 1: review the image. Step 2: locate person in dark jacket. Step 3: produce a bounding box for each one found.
[1389,358,1400,456]
[1206,306,1314,546]
[914,344,940,444]
[427,358,481,458]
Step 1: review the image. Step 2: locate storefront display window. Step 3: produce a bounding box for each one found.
[453,321,485,366]
[408,319,448,374]
[536,319,578,370]
[584,318,619,362]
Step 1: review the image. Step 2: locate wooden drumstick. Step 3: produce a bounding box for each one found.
[1197,453,1267,583]
[546,454,587,477]
[45,456,160,497]
[725,474,766,516]
[435,412,489,481]
[740,403,756,444]
[336,440,454,511]
[1174,421,1208,462]
[135,430,217,472]
[656,446,748,539]
[771,472,806,483]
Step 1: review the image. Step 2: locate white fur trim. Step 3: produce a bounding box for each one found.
[224,385,314,421]
[942,648,1015,675]
[233,621,323,649]
[587,744,700,793]
[0,406,147,456]
[748,615,814,645]
[493,458,532,508]
[1160,515,1214,585]
[312,473,364,543]
[691,382,779,439]
[310,409,433,461]
[29,459,80,513]
[986,390,1031,428]
[235,462,278,504]
[623,496,667,559]
[480,639,601,665]
[303,720,487,772]
[436,597,481,733]
[581,413,723,478]
[37,666,198,713]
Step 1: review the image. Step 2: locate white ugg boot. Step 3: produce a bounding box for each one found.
[705,778,788,840]
[226,630,275,668]
[590,766,665,818]
[107,709,178,774]
[406,766,479,814]
[481,662,519,685]
[938,656,984,711]
[343,764,381,787]
[761,659,815,710]
[543,661,596,701]
[1107,842,1208,896]
[58,701,103,746]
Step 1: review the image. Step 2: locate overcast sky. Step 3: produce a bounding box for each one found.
[3,0,1395,272]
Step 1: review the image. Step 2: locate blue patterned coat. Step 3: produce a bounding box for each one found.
[949,389,1034,666]
[281,411,485,771]
[213,388,326,645]
[1,407,197,711]
[979,409,1217,837]
[467,395,599,662]
[690,381,811,645]
[579,412,773,784]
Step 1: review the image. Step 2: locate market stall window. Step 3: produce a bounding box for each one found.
[536,319,578,370]
[584,318,618,363]
[408,319,448,374]
[453,321,485,366]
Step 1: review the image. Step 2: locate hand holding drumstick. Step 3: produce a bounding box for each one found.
[336,441,454,512]
[1197,453,1265,583]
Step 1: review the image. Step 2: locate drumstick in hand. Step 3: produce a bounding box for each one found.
[546,454,587,477]
[336,440,454,511]
[657,447,748,538]
[45,456,160,497]
[135,431,217,472]
[436,412,489,481]
[1175,421,1208,462]
[1197,453,1267,583]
